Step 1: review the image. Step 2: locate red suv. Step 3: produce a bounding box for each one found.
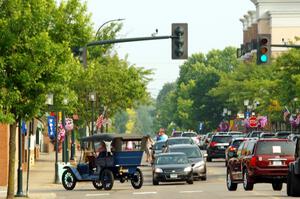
[226,138,295,191]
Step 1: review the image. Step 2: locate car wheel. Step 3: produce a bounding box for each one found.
[289,165,300,197]
[101,169,114,190]
[92,180,103,190]
[207,157,212,162]
[152,177,159,185]
[243,169,253,191]
[187,177,194,184]
[226,169,237,191]
[272,182,282,191]
[62,170,77,190]
[287,170,292,196]
[131,168,143,189]
[200,175,207,181]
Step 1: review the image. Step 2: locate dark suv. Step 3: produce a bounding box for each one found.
[226,138,295,191]
[206,135,232,162]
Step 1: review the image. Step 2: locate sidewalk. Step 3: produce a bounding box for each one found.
[0,151,62,199]
[0,150,150,199]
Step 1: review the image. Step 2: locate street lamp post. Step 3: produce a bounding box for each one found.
[95,18,125,37]
[244,99,249,119]
[89,92,96,135]
[15,118,25,197]
[62,98,69,163]
[46,94,60,184]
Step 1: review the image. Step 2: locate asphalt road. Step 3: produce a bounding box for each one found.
[22,159,289,199]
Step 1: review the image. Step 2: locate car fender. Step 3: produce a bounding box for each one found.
[63,166,82,180]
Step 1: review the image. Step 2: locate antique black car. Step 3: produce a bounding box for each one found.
[61,133,146,191]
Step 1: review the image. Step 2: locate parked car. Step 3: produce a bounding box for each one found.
[162,137,195,152]
[151,140,166,163]
[226,138,295,191]
[287,136,300,196]
[225,138,246,167]
[207,135,232,162]
[171,131,183,137]
[164,144,207,180]
[275,131,291,139]
[152,153,193,185]
[182,132,200,145]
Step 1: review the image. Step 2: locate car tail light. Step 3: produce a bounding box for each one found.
[210,141,217,147]
[250,156,257,167]
[229,146,236,152]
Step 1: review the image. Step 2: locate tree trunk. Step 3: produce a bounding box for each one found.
[7,122,17,199]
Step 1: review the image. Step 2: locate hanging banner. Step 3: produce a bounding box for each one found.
[21,120,27,135]
[65,118,74,131]
[47,116,56,140]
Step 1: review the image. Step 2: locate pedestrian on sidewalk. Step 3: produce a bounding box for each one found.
[145,135,154,162]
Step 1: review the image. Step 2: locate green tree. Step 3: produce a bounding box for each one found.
[154,82,177,131]
[133,105,155,135]
[0,0,92,197]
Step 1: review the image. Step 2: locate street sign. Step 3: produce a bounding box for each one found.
[249,116,258,128]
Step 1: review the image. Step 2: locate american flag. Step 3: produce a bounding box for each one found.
[96,114,104,129]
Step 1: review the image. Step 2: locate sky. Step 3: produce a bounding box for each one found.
[85,0,255,98]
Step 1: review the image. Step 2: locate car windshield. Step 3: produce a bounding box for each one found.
[256,141,295,155]
[168,138,191,145]
[154,142,165,150]
[172,132,182,137]
[276,132,290,138]
[232,140,244,148]
[182,133,197,137]
[169,147,202,158]
[155,154,189,165]
[250,131,262,137]
[212,136,232,143]
[260,133,275,138]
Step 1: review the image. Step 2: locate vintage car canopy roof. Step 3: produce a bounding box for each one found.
[80,133,146,142]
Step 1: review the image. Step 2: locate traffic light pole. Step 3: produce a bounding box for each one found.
[271,44,300,49]
[87,35,173,47]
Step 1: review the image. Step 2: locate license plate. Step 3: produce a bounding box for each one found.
[272,161,282,166]
[170,174,177,179]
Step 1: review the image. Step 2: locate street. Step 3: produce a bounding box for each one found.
[1,154,288,199]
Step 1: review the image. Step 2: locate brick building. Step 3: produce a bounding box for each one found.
[0,124,9,186]
[0,120,46,186]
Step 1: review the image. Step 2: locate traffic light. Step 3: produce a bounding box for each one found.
[172,23,188,59]
[256,34,271,65]
[72,46,87,67]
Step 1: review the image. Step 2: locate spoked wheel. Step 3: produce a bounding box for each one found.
[92,180,103,190]
[131,168,144,189]
[101,169,114,190]
[62,170,77,190]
